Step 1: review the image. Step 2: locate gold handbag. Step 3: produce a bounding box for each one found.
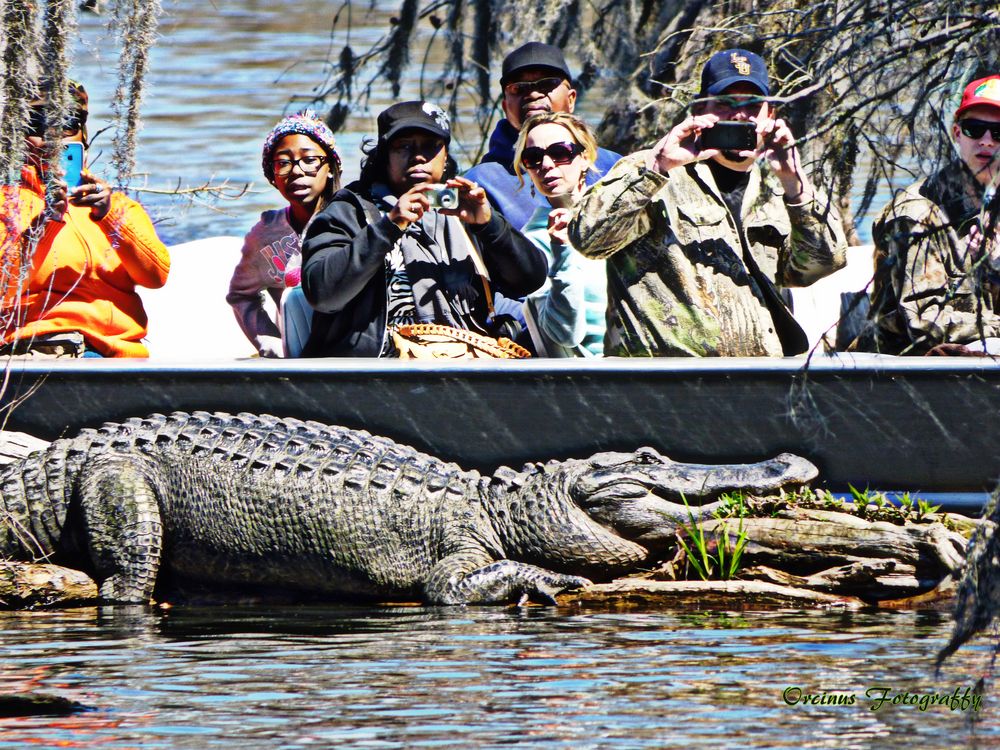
[391,323,530,359]
[390,224,531,360]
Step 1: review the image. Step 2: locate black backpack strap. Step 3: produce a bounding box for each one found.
[331,186,383,228]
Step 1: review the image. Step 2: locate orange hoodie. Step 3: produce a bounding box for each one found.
[1,168,170,357]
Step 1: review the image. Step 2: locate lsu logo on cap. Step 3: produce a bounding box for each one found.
[730,53,751,76]
[974,79,1000,103]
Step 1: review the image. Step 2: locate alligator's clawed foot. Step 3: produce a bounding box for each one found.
[530,573,592,605]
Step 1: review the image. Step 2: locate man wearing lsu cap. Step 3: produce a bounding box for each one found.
[859,75,1000,355]
[465,41,620,231]
[569,48,846,358]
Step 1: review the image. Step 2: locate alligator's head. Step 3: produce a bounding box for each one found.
[565,447,818,547]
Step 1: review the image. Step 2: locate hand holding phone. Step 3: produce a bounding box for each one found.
[60,142,84,187]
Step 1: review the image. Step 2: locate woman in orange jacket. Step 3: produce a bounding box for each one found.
[1,80,170,358]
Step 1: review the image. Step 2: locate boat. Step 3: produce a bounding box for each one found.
[1,238,995,507]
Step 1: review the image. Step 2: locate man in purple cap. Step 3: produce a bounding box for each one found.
[861,74,1000,355]
[569,48,846,357]
[465,41,620,231]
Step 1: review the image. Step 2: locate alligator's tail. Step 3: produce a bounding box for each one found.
[0,445,69,563]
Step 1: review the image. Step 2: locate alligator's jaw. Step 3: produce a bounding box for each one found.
[568,448,819,547]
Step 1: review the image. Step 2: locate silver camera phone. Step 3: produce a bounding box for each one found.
[426,184,459,210]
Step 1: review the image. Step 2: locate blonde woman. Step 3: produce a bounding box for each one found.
[513,112,606,356]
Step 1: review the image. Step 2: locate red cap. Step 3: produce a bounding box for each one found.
[955,75,1000,118]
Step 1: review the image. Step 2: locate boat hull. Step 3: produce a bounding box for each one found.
[1,354,994,495]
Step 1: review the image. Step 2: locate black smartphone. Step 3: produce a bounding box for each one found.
[700,121,757,152]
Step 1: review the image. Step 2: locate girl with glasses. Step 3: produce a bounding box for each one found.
[227,111,342,357]
[512,112,607,356]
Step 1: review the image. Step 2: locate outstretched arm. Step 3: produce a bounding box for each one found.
[568,152,669,260]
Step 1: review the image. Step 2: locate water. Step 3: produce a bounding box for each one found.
[0,605,995,748]
[67,0,541,245]
[67,2,882,248]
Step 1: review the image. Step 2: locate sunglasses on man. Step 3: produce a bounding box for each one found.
[503,76,567,98]
[27,107,86,139]
[958,119,1000,142]
[520,141,584,170]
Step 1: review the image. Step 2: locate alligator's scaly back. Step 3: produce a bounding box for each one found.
[1,412,491,601]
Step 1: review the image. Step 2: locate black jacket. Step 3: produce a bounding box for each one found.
[299,183,547,357]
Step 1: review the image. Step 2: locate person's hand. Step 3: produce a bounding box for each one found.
[388,184,432,230]
[646,114,721,175]
[925,343,988,358]
[441,176,491,225]
[256,335,284,358]
[757,115,812,203]
[547,207,571,245]
[45,179,69,222]
[70,173,112,221]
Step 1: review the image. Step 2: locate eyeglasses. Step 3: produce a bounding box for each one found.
[503,77,567,98]
[520,141,584,170]
[697,94,768,110]
[272,154,328,176]
[27,107,86,139]
[958,119,1000,141]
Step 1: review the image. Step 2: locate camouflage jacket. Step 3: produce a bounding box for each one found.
[861,162,1000,355]
[568,152,846,357]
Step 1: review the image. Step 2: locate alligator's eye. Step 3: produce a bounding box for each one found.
[634,447,661,464]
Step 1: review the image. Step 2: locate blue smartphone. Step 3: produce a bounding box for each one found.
[60,142,84,187]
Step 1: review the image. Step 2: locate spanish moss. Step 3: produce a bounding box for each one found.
[109,0,162,190]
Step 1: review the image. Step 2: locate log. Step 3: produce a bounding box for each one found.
[0,692,89,717]
[710,508,967,583]
[560,578,864,610]
[0,561,98,608]
[0,430,48,465]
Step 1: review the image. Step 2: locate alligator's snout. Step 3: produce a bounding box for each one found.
[568,448,819,549]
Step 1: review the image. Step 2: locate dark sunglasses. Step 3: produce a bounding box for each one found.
[520,141,584,170]
[958,118,1000,141]
[27,107,86,139]
[503,76,566,98]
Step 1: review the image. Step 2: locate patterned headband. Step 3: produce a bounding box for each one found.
[261,110,341,183]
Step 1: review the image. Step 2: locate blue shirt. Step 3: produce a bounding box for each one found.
[521,202,606,356]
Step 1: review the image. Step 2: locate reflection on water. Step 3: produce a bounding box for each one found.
[70,2,880,248]
[0,605,994,748]
[69,0,528,245]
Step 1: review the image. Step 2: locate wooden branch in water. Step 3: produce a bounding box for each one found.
[0,561,98,608]
[0,430,49,465]
[561,578,864,610]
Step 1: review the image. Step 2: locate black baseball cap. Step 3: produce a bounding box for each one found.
[377,101,451,144]
[700,49,770,97]
[500,42,572,87]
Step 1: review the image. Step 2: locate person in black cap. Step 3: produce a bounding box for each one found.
[464,41,620,232]
[297,100,547,357]
[568,48,846,358]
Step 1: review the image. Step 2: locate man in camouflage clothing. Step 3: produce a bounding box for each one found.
[859,75,1000,356]
[568,49,846,357]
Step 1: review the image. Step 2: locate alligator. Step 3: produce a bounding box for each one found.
[0,412,818,605]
